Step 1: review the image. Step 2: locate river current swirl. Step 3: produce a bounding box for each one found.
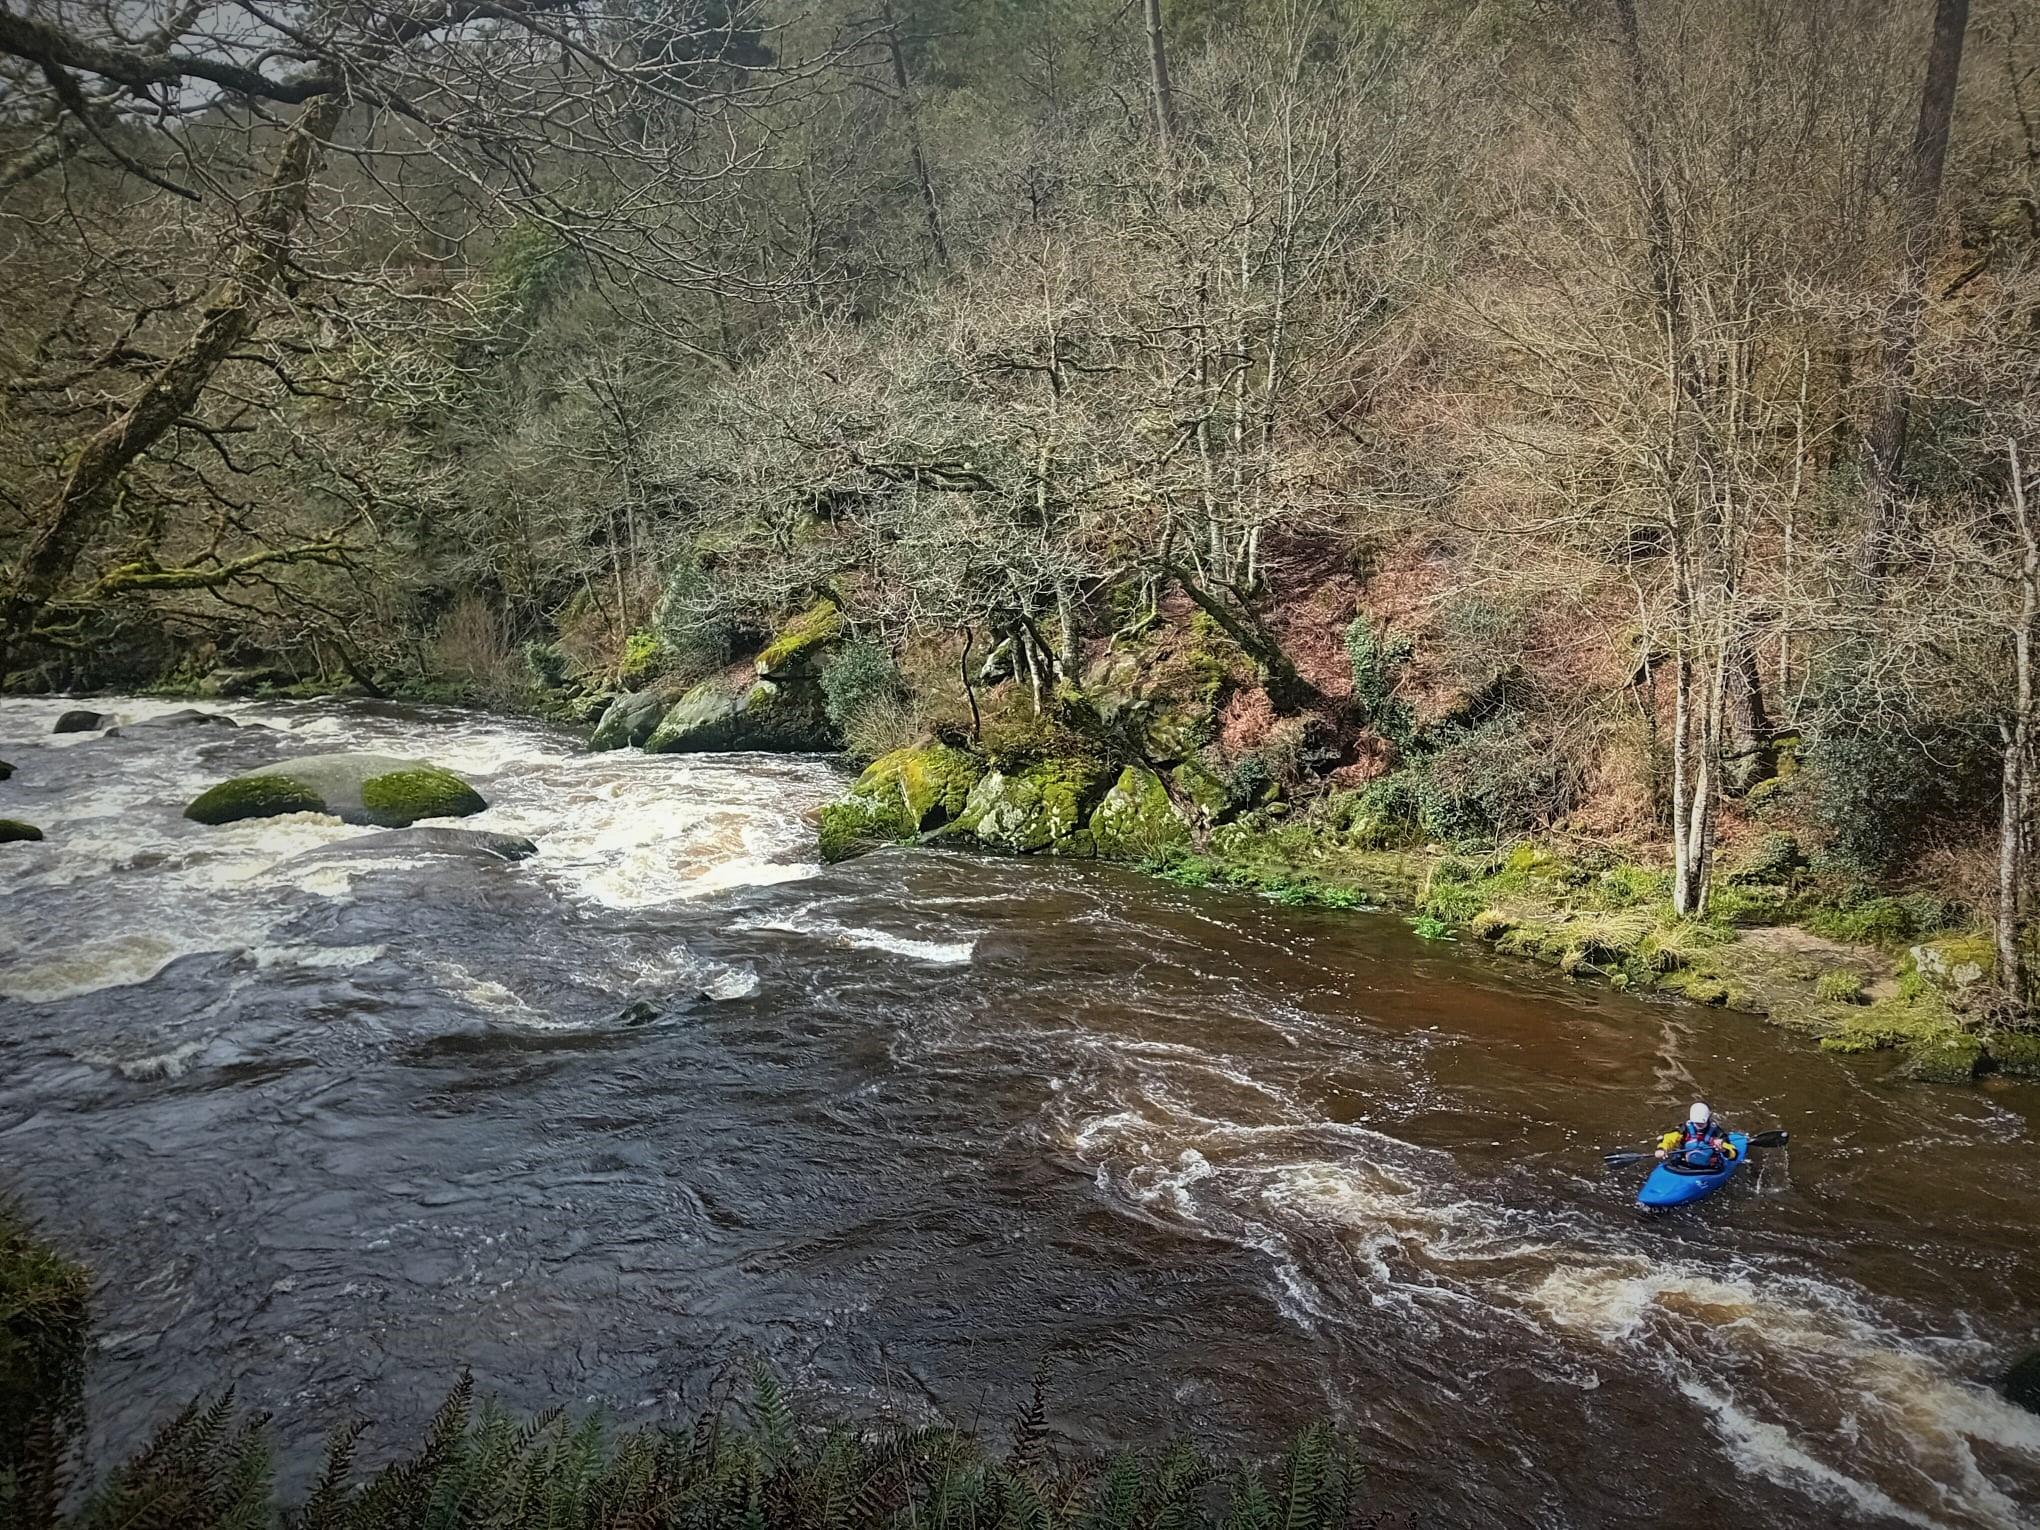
[2,696,2037,1528]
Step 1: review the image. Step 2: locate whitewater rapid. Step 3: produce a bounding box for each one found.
[1,695,2035,1528]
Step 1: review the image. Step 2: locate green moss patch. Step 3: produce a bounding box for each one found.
[756,599,844,677]
[185,774,329,825]
[0,819,42,843]
[359,766,489,827]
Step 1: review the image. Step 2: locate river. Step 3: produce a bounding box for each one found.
[1,695,2037,1528]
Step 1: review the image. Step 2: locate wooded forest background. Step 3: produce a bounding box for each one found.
[5,0,2040,1006]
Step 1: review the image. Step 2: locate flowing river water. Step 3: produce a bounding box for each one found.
[2,695,2038,1527]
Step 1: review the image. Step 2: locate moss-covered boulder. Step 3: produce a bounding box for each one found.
[590,687,672,751]
[644,676,835,754]
[1082,650,1214,764]
[1090,766,1191,861]
[185,753,486,828]
[857,745,982,830]
[0,820,43,844]
[816,744,984,863]
[756,599,844,679]
[1985,1029,2040,1079]
[1908,935,1993,995]
[52,709,107,734]
[1897,1031,1987,1084]
[958,756,1112,855]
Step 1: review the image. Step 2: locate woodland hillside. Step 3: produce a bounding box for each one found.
[6,0,2040,1028]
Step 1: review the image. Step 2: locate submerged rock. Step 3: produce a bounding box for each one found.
[341,826,536,861]
[185,753,487,828]
[2004,1350,2040,1415]
[1895,1031,1987,1084]
[0,819,44,843]
[52,709,108,734]
[0,759,11,781]
[589,688,671,751]
[106,709,238,737]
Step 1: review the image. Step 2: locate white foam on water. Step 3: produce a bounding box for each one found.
[71,1038,212,1081]
[0,930,230,1002]
[736,907,977,965]
[248,943,387,972]
[429,962,555,1026]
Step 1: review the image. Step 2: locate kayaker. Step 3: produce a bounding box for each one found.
[1655,1102,1739,1169]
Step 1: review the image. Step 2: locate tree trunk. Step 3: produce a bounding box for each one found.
[0,91,346,670]
[2000,439,2037,1016]
[1860,0,1971,576]
[880,1,947,267]
[1167,565,1319,713]
[1143,0,1175,150]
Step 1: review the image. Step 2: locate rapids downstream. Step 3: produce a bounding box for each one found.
[2,695,2038,1528]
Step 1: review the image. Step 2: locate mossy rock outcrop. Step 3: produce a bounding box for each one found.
[1897,1031,1987,1084]
[817,744,984,863]
[0,820,43,844]
[185,753,486,828]
[1985,1029,2040,1079]
[590,687,673,751]
[958,756,1112,855]
[1907,935,1993,996]
[1081,650,1214,764]
[756,599,844,679]
[1089,766,1191,861]
[644,676,835,754]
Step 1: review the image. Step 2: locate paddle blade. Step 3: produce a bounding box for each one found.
[1748,1129,1789,1149]
[1602,1151,1651,1168]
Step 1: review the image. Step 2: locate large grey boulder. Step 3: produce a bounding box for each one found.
[53,709,109,734]
[643,676,833,754]
[589,688,671,751]
[185,752,487,828]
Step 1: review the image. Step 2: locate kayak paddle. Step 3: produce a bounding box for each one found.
[1603,1128,1787,1168]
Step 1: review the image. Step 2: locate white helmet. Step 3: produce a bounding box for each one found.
[1689,1102,1712,1126]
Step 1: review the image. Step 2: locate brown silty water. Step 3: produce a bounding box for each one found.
[1,695,2036,1528]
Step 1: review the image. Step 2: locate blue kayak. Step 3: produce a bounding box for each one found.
[1637,1132,1750,1210]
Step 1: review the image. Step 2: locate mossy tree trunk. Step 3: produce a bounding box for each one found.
[0,91,346,672]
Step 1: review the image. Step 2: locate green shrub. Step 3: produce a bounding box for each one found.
[1,1203,89,1487]
[1411,913,1453,940]
[1344,617,1414,744]
[1801,710,1994,880]
[653,561,737,676]
[617,627,665,687]
[1412,714,1573,845]
[522,640,571,690]
[819,641,916,759]
[1814,968,1868,1004]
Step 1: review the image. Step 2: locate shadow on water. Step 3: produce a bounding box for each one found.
[1,695,2037,1528]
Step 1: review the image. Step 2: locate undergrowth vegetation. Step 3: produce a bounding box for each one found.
[0,1208,1364,1530]
[4,1367,1363,1530]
